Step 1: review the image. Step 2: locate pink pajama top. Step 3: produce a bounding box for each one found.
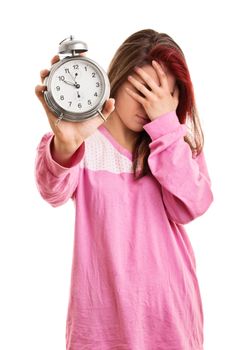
[35,111,213,350]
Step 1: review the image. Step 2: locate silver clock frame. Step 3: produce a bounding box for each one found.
[44,55,110,122]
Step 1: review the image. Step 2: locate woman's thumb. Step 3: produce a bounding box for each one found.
[102,98,115,116]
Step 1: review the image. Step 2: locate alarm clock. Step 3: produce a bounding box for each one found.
[44,36,110,123]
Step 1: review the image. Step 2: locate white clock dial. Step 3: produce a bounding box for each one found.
[50,59,104,113]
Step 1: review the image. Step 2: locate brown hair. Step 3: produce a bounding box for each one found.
[107,29,204,180]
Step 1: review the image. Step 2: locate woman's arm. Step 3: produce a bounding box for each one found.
[35,132,85,207]
[143,111,214,225]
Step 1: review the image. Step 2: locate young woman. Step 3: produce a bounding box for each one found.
[35,29,213,350]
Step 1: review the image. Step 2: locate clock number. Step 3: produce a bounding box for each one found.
[84,66,88,71]
[73,65,79,70]
[68,101,72,106]
[58,76,65,81]
[94,92,98,97]
[96,82,100,87]
[56,86,60,91]
[65,68,70,74]
[78,103,82,109]
[88,100,92,105]
[92,72,96,78]
[60,95,64,100]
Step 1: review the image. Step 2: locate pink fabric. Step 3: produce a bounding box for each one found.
[35,111,213,350]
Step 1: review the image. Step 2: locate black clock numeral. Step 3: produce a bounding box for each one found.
[94,92,98,97]
[92,72,96,78]
[78,103,82,109]
[84,66,88,71]
[65,68,70,74]
[56,86,60,91]
[68,101,72,106]
[96,82,100,87]
[88,100,92,105]
[60,95,64,100]
[73,64,79,70]
[58,76,65,81]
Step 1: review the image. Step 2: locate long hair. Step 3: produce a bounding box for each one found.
[107,29,204,180]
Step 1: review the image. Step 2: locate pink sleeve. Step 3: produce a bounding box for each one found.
[35,132,85,207]
[143,111,214,225]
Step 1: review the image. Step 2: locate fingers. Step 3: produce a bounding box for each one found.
[40,69,50,83]
[125,86,145,105]
[35,85,50,113]
[40,55,60,84]
[128,74,152,98]
[35,84,46,99]
[152,60,169,90]
[51,54,60,65]
[132,67,157,94]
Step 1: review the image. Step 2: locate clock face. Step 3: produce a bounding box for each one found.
[50,58,105,114]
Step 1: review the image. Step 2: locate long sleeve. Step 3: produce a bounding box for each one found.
[35,132,85,207]
[143,111,214,225]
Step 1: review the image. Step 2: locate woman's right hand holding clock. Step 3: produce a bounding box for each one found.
[35,55,115,166]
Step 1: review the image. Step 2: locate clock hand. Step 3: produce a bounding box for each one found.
[62,79,76,87]
[68,72,77,83]
[69,71,79,84]
[74,83,81,98]
[69,73,81,90]
[68,71,81,90]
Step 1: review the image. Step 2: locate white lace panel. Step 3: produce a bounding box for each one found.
[79,129,134,174]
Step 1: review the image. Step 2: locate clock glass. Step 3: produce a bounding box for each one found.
[50,59,105,114]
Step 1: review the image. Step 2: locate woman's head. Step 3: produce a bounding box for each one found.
[107,29,204,179]
[110,62,177,133]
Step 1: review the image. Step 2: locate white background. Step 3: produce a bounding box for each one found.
[0,0,232,349]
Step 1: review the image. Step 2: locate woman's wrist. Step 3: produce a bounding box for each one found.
[51,136,83,166]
